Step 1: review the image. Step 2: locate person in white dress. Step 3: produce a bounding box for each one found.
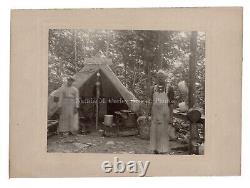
[58,77,79,135]
[149,70,174,154]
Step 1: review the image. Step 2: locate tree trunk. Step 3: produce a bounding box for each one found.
[131,60,137,91]
[158,31,163,69]
[124,58,127,87]
[74,30,77,73]
[146,60,151,97]
[188,31,198,108]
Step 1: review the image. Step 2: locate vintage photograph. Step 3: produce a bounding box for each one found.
[47,29,205,155]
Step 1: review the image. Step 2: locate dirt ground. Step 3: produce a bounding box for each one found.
[47,131,189,155]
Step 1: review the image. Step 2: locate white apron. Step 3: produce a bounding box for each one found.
[150,85,170,153]
[58,86,79,133]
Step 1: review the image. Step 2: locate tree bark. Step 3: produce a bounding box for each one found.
[158,31,163,69]
[124,57,127,87]
[188,31,198,108]
[131,60,137,91]
[74,30,77,73]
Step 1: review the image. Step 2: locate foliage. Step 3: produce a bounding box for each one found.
[48,29,205,109]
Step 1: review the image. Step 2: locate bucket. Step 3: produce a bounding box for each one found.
[104,115,113,126]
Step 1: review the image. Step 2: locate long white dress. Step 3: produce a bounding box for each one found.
[58,86,79,133]
[150,85,170,153]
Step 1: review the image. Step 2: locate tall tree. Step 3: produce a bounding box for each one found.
[48,29,205,109]
[188,31,198,108]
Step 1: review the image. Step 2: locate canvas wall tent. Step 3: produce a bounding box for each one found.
[48,58,140,120]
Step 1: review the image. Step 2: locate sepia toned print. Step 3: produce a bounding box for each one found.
[10,8,242,177]
[47,29,205,155]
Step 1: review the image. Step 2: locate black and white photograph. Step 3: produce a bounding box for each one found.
[8,6,243,178]
[47,29,205,155]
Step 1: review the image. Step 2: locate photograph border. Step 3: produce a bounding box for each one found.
[10,8,242,177]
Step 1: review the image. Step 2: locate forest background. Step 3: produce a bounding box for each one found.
[48,30,205,110]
